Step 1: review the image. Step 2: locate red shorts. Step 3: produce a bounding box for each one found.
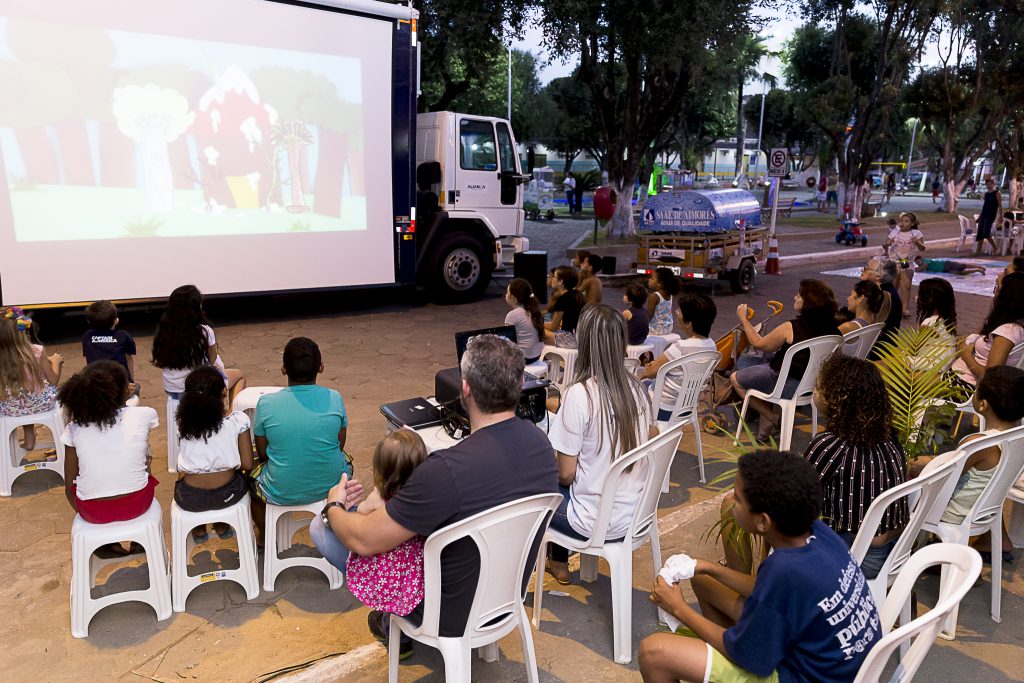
[72,475,159,524]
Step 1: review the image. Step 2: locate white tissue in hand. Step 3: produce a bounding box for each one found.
[659,554,697,584]
[656,554,696,632]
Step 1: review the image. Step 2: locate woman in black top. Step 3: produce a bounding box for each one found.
[806,354,908,579]
[730,279,840,441]
[544,265,586,347]
[975,176,1001,256]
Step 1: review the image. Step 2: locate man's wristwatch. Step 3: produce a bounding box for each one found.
[321,501,347,528]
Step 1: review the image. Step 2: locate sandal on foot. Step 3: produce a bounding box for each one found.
[192,527,210,544]
[545,559,571,585]
[95,543,132,559]
[215,525,235,541]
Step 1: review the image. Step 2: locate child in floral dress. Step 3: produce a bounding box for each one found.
[344,430,428,616]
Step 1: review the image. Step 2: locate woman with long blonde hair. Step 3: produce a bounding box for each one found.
[545,304,654,584]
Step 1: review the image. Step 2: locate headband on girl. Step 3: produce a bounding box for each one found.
[1,306,32,331]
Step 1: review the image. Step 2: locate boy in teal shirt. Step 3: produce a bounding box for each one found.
[914,256,986,276]
[250,337,350,534]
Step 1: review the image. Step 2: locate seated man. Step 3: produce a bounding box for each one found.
[310,334,559,657]
[639,450,880,683]
[249,337,350,532]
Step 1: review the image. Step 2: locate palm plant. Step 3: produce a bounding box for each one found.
[873,324,968,460]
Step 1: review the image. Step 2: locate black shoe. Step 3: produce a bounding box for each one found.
[368,609,414,660]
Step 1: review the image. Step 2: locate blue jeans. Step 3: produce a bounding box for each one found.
[549,485,590,563]
[839,531,896,580]
[309,513,351,572]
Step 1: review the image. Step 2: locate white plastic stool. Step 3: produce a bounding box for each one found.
[171,496,260,612]
[525,360,548,380]
[626,343,654,361]
[644,334,680,359]
[541,345,578,392]
[0,406,66,496]
[231,386,284,417]
[263,501,344,591]
[70,500,171,638]
[166,396,180,473]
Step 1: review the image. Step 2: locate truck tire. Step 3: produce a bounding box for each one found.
[729,259,756,294]
[431,234,492,302]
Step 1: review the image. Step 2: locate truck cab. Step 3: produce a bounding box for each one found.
[415,112,528,301]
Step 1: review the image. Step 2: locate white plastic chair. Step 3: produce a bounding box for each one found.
[70,500,172,638]
[388,493,561,683]
[541,345,578,393]
[840,322,884,360]
[263,500,344,591]
[956,214,972,253]
[954,339,1024,434]
[532,423,686,664]
[1006,484,1024,548]
[850,448,965,608]
[644,333,680,359]
[0,406,66,496]
[649,349,721,486]
[171,496,260,612]
[166,395,180,473]
[921,425,1024,639]
[733,335,842,451]
[852,543,982,683]
[230,386,284,417]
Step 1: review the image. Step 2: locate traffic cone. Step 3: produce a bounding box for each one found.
[765,236,781,275]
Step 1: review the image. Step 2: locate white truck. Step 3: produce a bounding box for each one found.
[0,0,527,307]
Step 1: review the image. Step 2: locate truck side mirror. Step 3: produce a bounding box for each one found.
[527,147,536,175]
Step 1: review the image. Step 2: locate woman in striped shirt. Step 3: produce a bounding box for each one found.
[806,354,908,579]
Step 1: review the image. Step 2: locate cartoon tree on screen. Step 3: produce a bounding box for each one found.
[269,121,314,213]
[112,85,195,212]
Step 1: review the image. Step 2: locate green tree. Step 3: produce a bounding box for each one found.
[787,2,942,219]
[728,36,772,179]
[408,0,534,112]
[531,73,604,174]
[539,0,756,236]
[981,0,1024,207]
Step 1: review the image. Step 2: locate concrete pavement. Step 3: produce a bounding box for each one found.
[0,220,1020,682]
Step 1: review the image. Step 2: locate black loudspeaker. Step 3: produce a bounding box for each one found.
[514,250,548,304]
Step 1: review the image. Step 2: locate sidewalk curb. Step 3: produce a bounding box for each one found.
[777,237,961,268]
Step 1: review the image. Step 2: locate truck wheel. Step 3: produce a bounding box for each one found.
[729,260,756,294]
[431,234,491,302]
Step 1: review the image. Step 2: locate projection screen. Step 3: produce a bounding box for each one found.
[0,0,398,305]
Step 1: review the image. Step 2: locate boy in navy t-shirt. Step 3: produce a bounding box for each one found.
[639,450,881,683]
[82,300,138,393]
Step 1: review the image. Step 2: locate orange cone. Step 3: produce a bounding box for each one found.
[765,237,781,275]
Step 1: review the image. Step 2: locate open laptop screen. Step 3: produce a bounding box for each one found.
[454,325,518,364]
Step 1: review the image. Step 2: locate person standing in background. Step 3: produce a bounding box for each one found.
[563,172,577,216]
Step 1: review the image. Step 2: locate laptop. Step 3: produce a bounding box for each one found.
[453,325,548,390]
[380,396,443,429]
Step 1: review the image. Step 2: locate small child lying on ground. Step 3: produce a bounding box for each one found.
[914,256,986,276]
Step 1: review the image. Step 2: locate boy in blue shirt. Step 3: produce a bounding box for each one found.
[639,450,881,683]
[249,337,351,537]
[82,300,139,396]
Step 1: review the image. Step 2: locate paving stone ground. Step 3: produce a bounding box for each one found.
[0,222,1021,682]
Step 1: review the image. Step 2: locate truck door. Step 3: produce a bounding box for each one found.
[455,118,519,235]
[495,121,523,233]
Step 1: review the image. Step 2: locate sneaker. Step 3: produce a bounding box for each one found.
[367,610,414,660]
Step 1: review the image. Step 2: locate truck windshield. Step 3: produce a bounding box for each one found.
[460,119,497,171]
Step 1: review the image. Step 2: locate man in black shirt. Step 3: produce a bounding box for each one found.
[311,334,558,654]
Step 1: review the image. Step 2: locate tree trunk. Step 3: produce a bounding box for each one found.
[1007,174,1021,211]
[99,121,137,187]
[15,126,61,185]
[286,144,309,213]
[837,181,865,222]
[606,177,635,238]
[55,120,95,186]
[943,179,962,214]
[139,120,173,212]
[312,129,347,218]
